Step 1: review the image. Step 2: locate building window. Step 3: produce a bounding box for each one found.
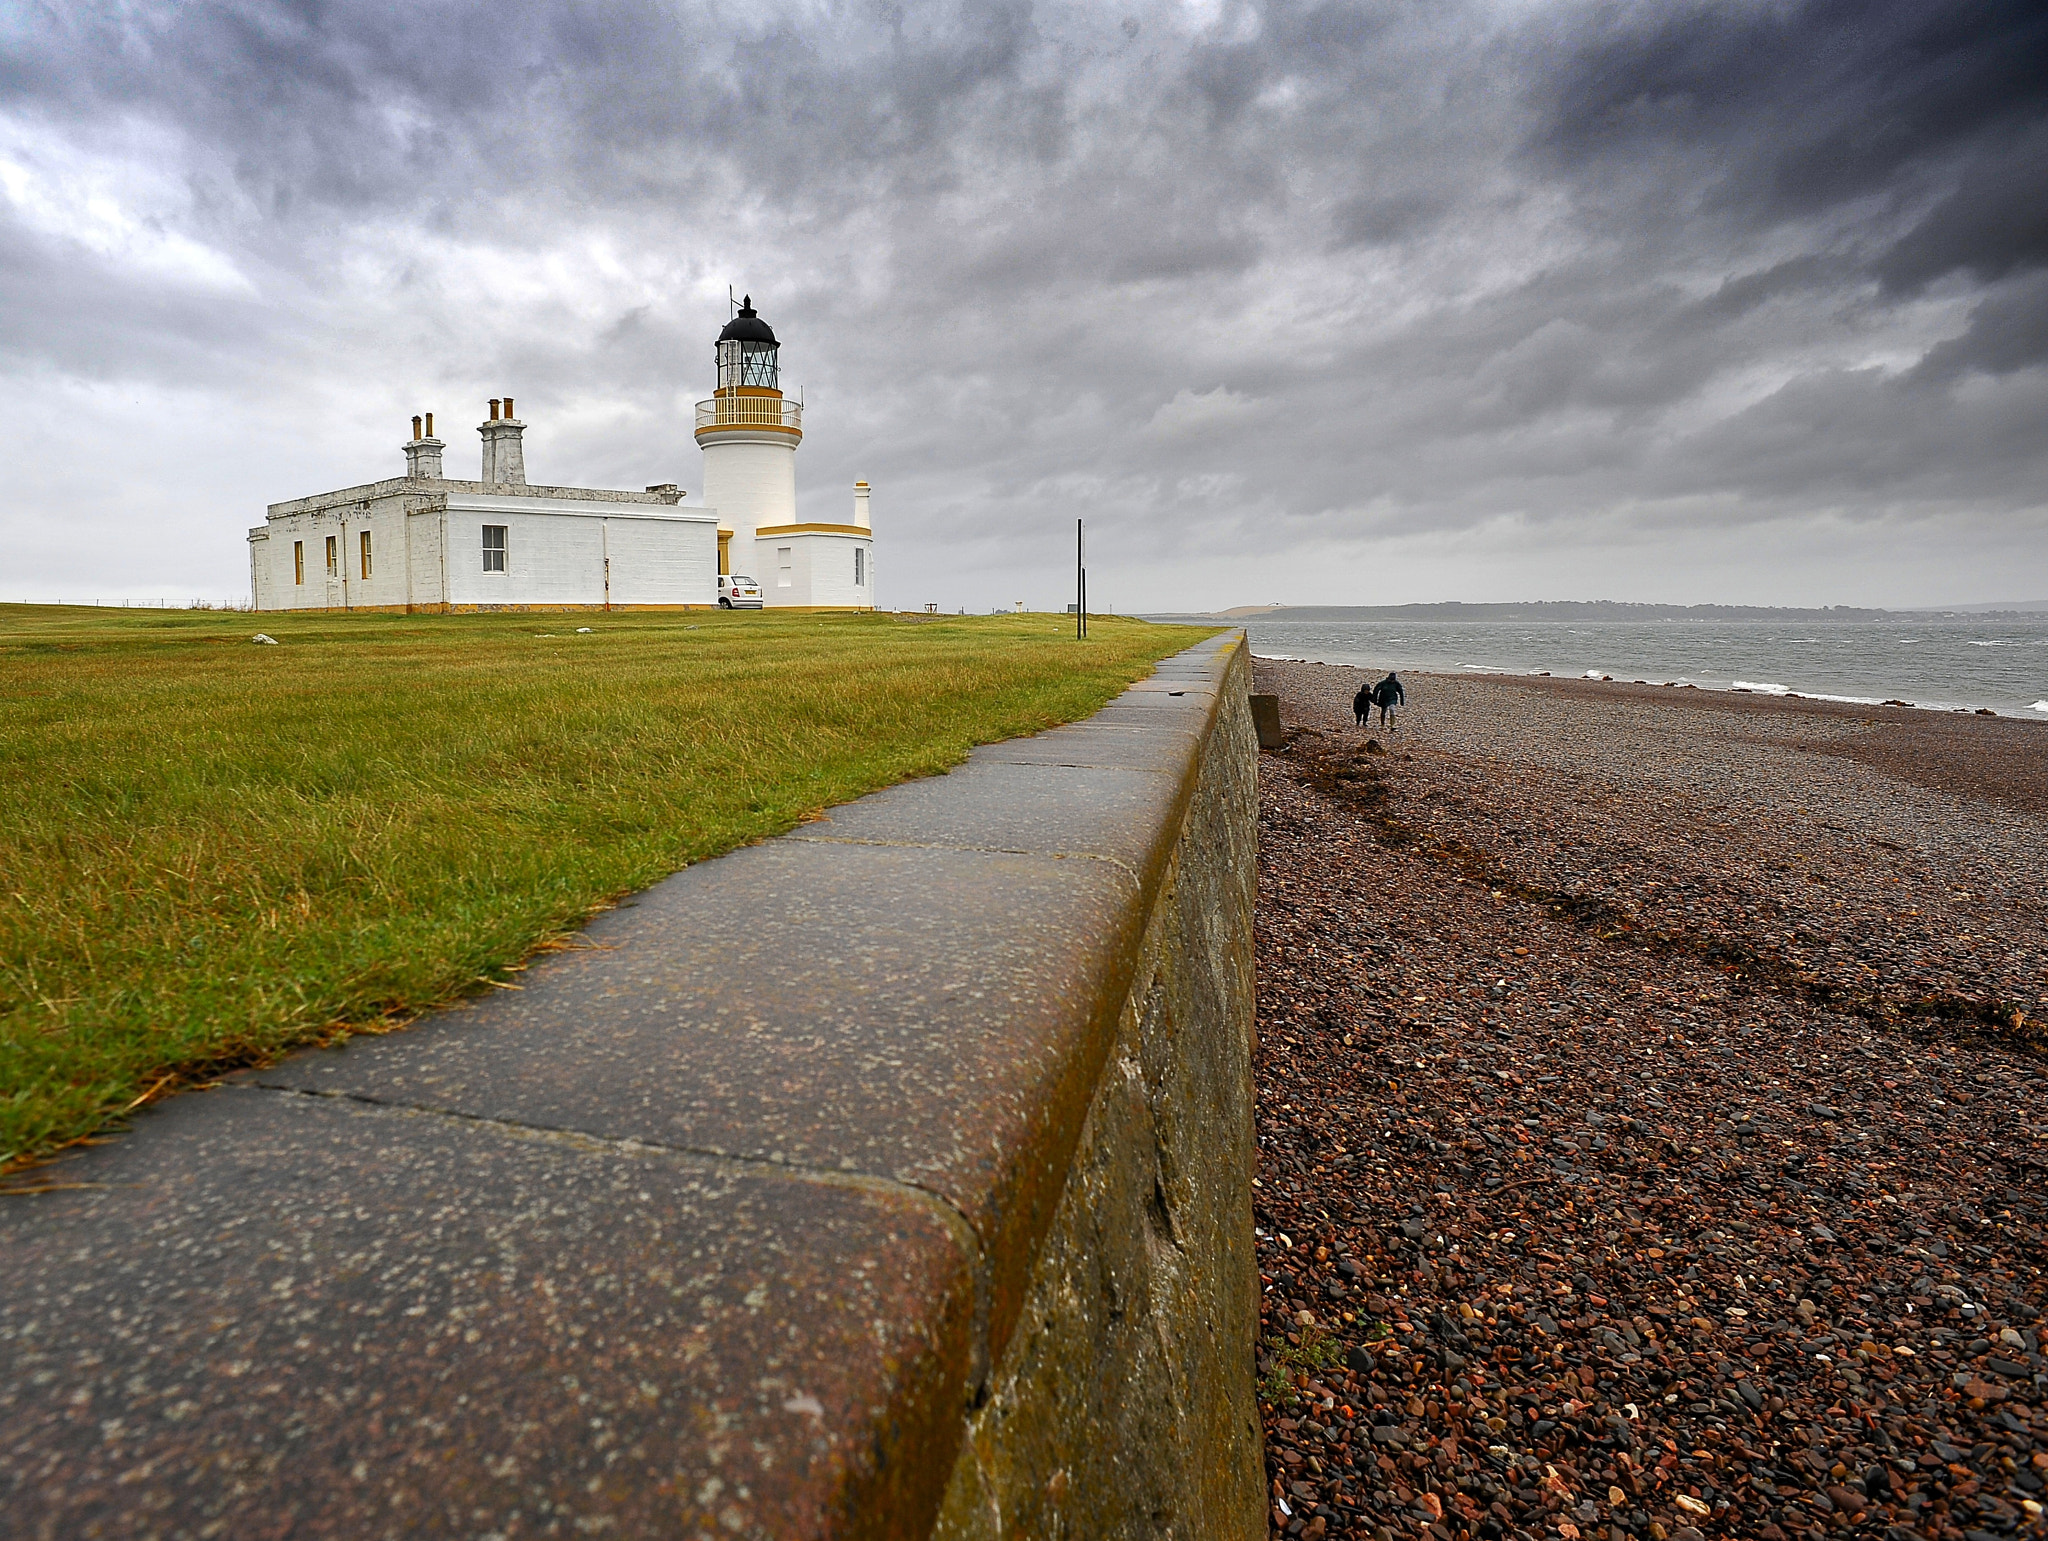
[482,525,507,572]
[325,535,338,576]
[360,530,373,579]
[777,546,792,587]
[294,541,304,585]
[854,546,864,586]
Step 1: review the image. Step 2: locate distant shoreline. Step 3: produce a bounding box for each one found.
[1250,656,2048,723]
[1146,600,2048,622]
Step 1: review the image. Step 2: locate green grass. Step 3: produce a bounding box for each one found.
[1259,1322,1352,1406]
[0,604,1212,1171]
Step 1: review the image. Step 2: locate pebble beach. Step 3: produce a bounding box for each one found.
[1250,661,2048,1541]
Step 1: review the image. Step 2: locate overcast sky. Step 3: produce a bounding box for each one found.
[3,0,2044,611]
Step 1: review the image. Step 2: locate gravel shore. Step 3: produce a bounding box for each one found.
[1250,662,2048,1541]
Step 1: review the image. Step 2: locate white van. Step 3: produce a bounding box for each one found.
[718,574,763,609]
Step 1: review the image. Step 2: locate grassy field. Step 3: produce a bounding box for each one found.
[0,604,1211,1172]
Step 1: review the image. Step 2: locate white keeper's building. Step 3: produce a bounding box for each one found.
[249,299,874,613]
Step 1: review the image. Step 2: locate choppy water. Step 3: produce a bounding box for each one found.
[1236,617,2048,718]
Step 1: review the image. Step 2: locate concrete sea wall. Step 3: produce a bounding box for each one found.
[0,632,1262,1539]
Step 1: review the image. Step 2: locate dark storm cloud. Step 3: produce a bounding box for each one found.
[1909,271,2048,383]
[2,0,2045,606]
[1530,0,2048,273]
[1876,126,2048,294]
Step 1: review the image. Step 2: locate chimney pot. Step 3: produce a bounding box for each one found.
[424,412,434,437]
[489,399,500,420]
[503,396,514,419]
[412,414,422,439]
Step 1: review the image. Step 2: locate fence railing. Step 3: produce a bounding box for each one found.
[695,395,802,432]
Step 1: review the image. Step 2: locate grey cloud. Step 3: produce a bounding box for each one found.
[1516,0,2048,406]
[1908,271,2048,382]
[1675,363,2048,508]
[1876,125,2048,293]
[0,208,272,383]
[1329,192,1446,249]
[1668,257,1835,331]
[1529,0,2048,223]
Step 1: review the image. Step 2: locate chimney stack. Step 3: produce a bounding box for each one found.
[478,396,527,485]
[404,412,445,479]
[853,480,871,529]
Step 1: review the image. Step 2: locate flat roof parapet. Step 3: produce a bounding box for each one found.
[266,479,688,518]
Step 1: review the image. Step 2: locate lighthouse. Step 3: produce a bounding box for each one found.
[696,296,801,586]
[695,297,875,609]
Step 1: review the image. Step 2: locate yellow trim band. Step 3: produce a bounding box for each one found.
[752,523,871,536]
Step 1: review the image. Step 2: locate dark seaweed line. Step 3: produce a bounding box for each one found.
[1289,741,2045,1072]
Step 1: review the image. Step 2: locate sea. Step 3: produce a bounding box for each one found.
[1225,616,2048,719]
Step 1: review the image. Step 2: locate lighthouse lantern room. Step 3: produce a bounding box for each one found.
[716,301,782,391]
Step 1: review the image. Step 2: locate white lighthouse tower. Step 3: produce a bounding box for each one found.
[695,297,875,609]
[697,296,800,587]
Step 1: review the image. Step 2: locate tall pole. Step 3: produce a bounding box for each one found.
[1076,519,1084,640]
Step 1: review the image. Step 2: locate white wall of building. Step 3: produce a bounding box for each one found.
[444,506,603,608]
[252,493,716,610]
[254,493,425,612]
[441,499,715,609]
[758,530,873,608]
[599,511,718,606]
[248,531,270,610]
[407,507,447,608]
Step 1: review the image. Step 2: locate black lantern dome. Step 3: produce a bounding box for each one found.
[716,296,780,392]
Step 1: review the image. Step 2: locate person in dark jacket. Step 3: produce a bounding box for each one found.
[1353,682,1373,727]
[1374,671,1404,728]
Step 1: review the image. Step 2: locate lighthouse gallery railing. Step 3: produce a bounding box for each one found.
[695,396,803,431]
